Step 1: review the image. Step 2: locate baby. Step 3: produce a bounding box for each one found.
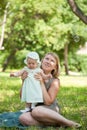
[10,51,52,112]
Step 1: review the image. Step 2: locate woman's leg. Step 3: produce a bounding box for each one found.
[32,106,81,128]
[19,112,41,126]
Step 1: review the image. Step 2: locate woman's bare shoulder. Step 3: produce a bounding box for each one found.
[52,78,60,83]
[51,78,60,89]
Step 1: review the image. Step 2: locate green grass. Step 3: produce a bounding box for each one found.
[0,72,87,130]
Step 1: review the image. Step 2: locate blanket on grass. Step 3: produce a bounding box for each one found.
[0,111,28,129]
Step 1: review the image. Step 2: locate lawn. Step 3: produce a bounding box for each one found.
[0,72,87,130]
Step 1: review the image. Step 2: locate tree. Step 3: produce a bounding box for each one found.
[0,0,86,73]
[0,2,10,50]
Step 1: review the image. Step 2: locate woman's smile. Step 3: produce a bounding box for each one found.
[44,63,50,67]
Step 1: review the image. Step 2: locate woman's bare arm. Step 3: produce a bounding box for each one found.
[35,73,60,105]
[41,79,60,105]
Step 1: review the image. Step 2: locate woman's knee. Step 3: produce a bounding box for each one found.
[32,106,44,118]
[19,114,23,122]
[19,114,27,125]
[19,113,33,126]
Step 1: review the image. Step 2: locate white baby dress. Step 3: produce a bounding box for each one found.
[21,66,43,103]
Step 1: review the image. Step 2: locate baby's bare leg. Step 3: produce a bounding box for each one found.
[26,103,31,108]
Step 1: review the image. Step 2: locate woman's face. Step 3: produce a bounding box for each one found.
[42,54,57,74]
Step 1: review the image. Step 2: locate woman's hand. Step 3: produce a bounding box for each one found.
[34,72,44,84]
[21,71,28,80]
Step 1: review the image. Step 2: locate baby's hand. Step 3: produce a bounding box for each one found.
[49,74,53,78]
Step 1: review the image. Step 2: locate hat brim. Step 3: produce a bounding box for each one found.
[24,59,27,64]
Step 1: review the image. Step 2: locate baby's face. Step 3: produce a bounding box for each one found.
[27,58,38,69]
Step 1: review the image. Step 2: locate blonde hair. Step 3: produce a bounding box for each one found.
[43,52,60,78]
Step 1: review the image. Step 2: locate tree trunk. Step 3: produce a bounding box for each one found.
[0,2,10,50]
[64,43,69,75]
[2,50,16,72]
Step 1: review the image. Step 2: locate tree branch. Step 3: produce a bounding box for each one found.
[67,0,87,24]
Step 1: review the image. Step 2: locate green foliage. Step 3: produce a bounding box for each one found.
[9,49,29,69]
[68,54,87,75]
[4,0,86,50]
[76,55,87,74]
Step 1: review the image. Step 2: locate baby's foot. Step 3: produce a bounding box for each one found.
[20,107,31,113]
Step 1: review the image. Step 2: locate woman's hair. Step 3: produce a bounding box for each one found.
[43,52,60,78]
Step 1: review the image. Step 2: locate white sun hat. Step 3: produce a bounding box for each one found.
[24,52,41,66]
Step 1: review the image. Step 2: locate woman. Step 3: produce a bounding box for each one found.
[19,52,81,128]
